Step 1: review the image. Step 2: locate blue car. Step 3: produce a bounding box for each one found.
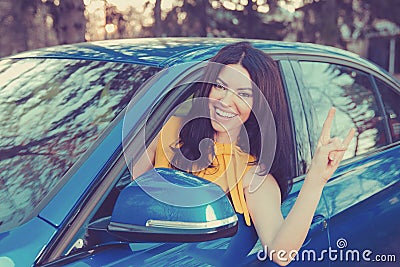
[0,38,399,266]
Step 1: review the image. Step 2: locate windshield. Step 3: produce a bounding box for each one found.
[0,58,160,232]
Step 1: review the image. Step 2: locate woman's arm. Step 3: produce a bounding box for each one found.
[244,108,355,266]
[131,116,182,179]
[245,172,325,266]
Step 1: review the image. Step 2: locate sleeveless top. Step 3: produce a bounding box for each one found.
[154,116,255,226]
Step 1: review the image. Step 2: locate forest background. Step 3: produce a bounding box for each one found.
[0,0,399,77]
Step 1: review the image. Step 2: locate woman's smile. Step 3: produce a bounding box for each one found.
[214,106,237,119]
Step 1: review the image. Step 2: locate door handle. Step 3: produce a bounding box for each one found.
[302,214,328,247]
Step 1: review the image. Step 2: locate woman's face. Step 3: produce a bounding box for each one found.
[208,64,253,142]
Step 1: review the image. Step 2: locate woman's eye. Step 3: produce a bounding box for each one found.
[215,83,227,90]
[239,92,252,98]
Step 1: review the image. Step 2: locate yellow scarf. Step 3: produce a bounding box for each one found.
[154,116,254,226]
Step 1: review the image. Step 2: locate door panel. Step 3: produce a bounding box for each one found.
[243,179,331,266]
[323,147,400,266]
[293,58,400,266]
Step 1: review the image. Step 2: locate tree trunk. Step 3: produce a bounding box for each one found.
[53,0,86,44]
[319,0,340,46]
[244,0,257,38]
[154,0,162,36]
[0,0,34,57]
[198,0,208,37]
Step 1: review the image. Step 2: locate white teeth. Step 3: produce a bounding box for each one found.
[215,108,236,118]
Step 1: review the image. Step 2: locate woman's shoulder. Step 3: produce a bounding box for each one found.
[163,115,183,130]
[160,115,183,137]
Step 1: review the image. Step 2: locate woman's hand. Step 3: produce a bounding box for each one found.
[307,107,356,186]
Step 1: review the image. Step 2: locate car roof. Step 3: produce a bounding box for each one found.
[7,37,380,70]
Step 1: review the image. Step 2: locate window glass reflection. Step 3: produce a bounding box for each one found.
[0,59,159,232]
[299,61,387,160]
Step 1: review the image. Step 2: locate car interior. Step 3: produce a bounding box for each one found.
[62,80,203,257]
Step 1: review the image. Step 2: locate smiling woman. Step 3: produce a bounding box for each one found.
[132,41,355,266]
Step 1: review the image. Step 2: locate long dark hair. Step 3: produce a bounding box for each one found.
[171,42,293,201]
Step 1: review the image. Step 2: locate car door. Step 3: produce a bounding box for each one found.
[36,60,250,266]
[292,58,400,266]
[36,57,330,267]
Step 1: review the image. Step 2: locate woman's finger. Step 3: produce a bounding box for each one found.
[343,128,356,147]
[330,137,343,147]
[326,129,355,166]
[318,107,336,144]
[322,140,346,154]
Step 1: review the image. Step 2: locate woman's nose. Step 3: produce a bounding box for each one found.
[220,89,236,106]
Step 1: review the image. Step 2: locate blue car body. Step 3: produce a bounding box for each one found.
[0,38,399,266]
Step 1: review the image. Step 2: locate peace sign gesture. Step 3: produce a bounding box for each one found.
[308,107,356,185]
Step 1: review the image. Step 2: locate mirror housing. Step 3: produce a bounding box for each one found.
[93,168,238,243]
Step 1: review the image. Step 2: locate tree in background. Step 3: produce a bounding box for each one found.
[0,0,399,59]
[51,0,86,44]
[140,0,294,39]
[0,0,54,57]
[364,0,400,26]
[0,0,85,58]
[285,0,400,48]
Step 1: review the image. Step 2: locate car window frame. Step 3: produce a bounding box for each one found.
[278,59,310,178]
[370,75,400,144]
[289,55,399,168]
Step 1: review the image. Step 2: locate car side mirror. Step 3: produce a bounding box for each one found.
[89,168,238,243]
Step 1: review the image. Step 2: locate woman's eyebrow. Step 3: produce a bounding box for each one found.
[216,77,253,91]
[237,87,253,91]
[216,77,228,86]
